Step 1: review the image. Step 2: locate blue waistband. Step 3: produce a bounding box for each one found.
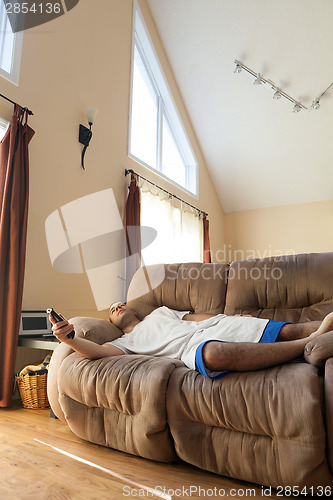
[260,319,287,343]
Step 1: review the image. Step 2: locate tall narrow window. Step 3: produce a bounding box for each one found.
[129,1,198,196]
[0,3,23,85]
[162,114,186,188]
[130,44,158,168]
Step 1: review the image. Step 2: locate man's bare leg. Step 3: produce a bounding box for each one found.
[277,311,333,341]
[277,321,320,341]
[203,338,309,372]
[203,312,333,373]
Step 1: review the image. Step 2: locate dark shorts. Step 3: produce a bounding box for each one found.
[195,319,288,379]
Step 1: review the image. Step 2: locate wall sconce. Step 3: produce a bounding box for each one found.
[78,106,98,170]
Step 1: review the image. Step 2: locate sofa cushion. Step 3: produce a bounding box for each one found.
[57,352,183,462]
[166,363,333,488]
[70,316,122,344]
[127,263,229,319]
[224,252,333,322]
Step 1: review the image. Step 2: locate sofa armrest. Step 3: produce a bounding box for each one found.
[47,342,73,421]
[57,353,183,461]
[304,331,333,368]
[47,316,122,420]
[304,333,333,474]
[324,358,333,475]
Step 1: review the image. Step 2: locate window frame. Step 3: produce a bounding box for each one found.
[0,2,23,86]
[128,0,198,197]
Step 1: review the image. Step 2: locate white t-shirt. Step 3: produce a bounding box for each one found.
[108,306,269,371]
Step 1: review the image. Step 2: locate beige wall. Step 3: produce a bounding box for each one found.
[224,200,333,262]
[1,0,224,325]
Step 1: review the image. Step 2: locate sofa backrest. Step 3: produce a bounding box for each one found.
[127,253,333,323]
[224,252,333,322]
[126,262,229,319]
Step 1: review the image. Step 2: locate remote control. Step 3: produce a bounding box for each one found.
[46,308,75,339]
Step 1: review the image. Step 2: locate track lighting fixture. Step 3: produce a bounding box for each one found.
[253,73,262,85]
[234,63,242,74]
[310,82,333,110]
[292,103,302,113]
[234,59,333,113]
[273,89,282,100]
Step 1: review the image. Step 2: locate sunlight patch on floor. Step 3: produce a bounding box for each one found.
[34,438,172,500]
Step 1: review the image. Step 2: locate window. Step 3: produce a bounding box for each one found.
[0,117,9,140]
[0,2,23,85]
[140,184,202,266]
[129,1,198,195]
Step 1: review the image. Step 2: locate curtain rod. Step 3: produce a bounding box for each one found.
[0,93,34,115]
[125,168,208,217]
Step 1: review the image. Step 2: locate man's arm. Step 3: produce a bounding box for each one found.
[182,312,218,322]
[50,318,124,359]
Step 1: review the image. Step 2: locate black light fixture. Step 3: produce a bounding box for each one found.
[78,106,98,169]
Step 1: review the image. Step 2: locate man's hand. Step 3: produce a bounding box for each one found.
[49,315,74,344]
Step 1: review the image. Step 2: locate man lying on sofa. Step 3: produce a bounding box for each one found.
[50,304,333,379]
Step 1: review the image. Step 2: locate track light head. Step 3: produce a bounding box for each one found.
[234,62,242,74]
[292,103,302,113]
[311,100,320,110]
[253,73,262,85]
[273,89,282,100]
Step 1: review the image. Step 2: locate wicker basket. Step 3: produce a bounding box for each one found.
[15,372,50,409]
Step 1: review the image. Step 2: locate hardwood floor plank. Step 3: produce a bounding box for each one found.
[0,402,288,499]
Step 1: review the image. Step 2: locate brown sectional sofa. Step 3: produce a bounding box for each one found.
[47,252,333,488]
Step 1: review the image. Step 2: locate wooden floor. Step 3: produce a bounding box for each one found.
[0,401,288,500]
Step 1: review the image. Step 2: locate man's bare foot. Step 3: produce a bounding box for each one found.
[308,312,333,340]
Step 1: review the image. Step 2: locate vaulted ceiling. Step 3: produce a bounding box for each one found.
[147,0,333,213]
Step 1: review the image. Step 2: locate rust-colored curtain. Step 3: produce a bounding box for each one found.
[0,105,34,407]
[124,173,141,286]
[203,214,211,263]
